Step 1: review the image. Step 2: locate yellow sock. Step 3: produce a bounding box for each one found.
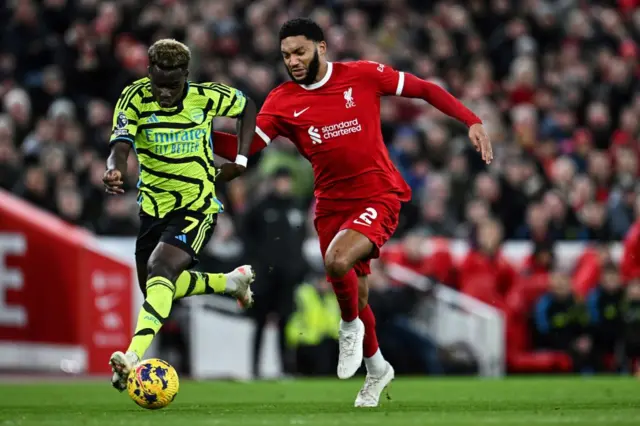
[173,271,227,300]
[127,276,175,359]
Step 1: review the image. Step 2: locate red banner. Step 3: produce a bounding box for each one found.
[0,190,133,374]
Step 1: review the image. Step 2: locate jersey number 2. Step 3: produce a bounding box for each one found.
[182,216,200,234]
[353,208,378,226]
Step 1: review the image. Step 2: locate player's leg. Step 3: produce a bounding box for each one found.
[324,228,372,379]
[109,216,161,391]
[171,214,255,306]
[110,213,255,390]
[110,241,192,387]
[336,199,400,406]
[357,275,384,372]
[355,273,394,408]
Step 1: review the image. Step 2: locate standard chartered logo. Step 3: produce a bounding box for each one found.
[308,119,363,145]
[308,126,322,144]
[321,119,362,139]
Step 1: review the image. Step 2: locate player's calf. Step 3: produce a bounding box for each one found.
[172,265,256,307]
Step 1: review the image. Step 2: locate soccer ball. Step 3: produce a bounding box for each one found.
[126,358,179,409]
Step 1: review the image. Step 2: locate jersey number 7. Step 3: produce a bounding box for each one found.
[182,216,200,233]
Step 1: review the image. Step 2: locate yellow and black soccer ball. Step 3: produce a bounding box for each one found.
[127,358,179,410]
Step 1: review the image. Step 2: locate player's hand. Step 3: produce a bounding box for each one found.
[216,163,246,182]
[469,123,493,165]
[103,168,124,195]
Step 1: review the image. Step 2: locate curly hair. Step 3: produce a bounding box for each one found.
[279,18,325,42]
[148,39,191,71]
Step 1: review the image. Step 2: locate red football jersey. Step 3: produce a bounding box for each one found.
[255,61,412,203]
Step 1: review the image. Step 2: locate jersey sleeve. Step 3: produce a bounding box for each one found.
[109,85,141,147]
[356,61,405,97]
[254,89,286,145]
[205,83,247,118]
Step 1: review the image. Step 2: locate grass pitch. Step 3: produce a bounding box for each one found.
[0,376,638,426]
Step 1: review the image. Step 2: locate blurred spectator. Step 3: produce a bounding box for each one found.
[515,202,552,242]
[242,167,307,378]
[622,280,640,371]
[532,272,594,373]
[608,180,638,240]
[12,164,54,212]
[367,260,444,375]
[573,240,613,299]
[458,218,516,309]
[285,276,339,377]
[622,196,640,283]
[381,232,430,281]
[586,262,624,370]
[521,239,555,280]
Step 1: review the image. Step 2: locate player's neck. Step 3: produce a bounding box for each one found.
[313,61,329,84]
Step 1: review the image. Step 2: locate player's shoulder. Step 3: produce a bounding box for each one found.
[267,81,297,98]
[120,77,151,96]
[259,82,298,111]
[190,80,239,96]
[117,78,150,109]
[335,60,386,74]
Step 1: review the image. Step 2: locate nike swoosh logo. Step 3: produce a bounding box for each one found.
[294,107,310,117]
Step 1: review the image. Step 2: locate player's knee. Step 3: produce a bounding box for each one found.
[324,251,352,279]
[146,258,178,283]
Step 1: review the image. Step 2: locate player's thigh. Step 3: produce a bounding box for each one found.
[159,211,218,268]
[314,212,347,260]
[135,215,164,293]
[341,197,402,261]
[325,228,375,275]
[338,197,402,277]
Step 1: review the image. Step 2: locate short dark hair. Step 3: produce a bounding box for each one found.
[279,18,325,42]
[148,39,190,71]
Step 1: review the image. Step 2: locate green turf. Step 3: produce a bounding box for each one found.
[0,377,638,426]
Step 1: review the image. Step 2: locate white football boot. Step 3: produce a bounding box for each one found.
[226,265,255,308]
[109,351,140,392]
[354,362,395,407]
[337,318,365,379]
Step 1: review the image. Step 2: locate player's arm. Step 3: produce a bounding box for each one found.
[206,84,256,181]
[211,130,268,161]
[104,87,140,194]
[229,88,257,167]
[366,62,493,164]
[213,89,284,167]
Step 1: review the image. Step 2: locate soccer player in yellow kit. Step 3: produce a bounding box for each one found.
[103,39,257,391]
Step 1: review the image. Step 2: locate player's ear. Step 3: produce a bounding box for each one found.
[183,68,189,78]
[317,41,327,56]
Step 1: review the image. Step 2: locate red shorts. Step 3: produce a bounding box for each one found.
[314,194,402,276]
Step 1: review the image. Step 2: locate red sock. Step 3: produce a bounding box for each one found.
[359,304,379,358]
[328,269,359,322]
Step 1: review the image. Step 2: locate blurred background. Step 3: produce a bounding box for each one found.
[1,0,640,380]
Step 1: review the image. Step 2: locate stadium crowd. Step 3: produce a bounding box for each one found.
[3,0,640,375]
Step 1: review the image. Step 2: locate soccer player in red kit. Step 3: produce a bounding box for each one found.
[214,18,493,406]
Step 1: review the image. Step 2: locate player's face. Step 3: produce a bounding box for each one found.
[149,66,188,108]
[281,36,326,85]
